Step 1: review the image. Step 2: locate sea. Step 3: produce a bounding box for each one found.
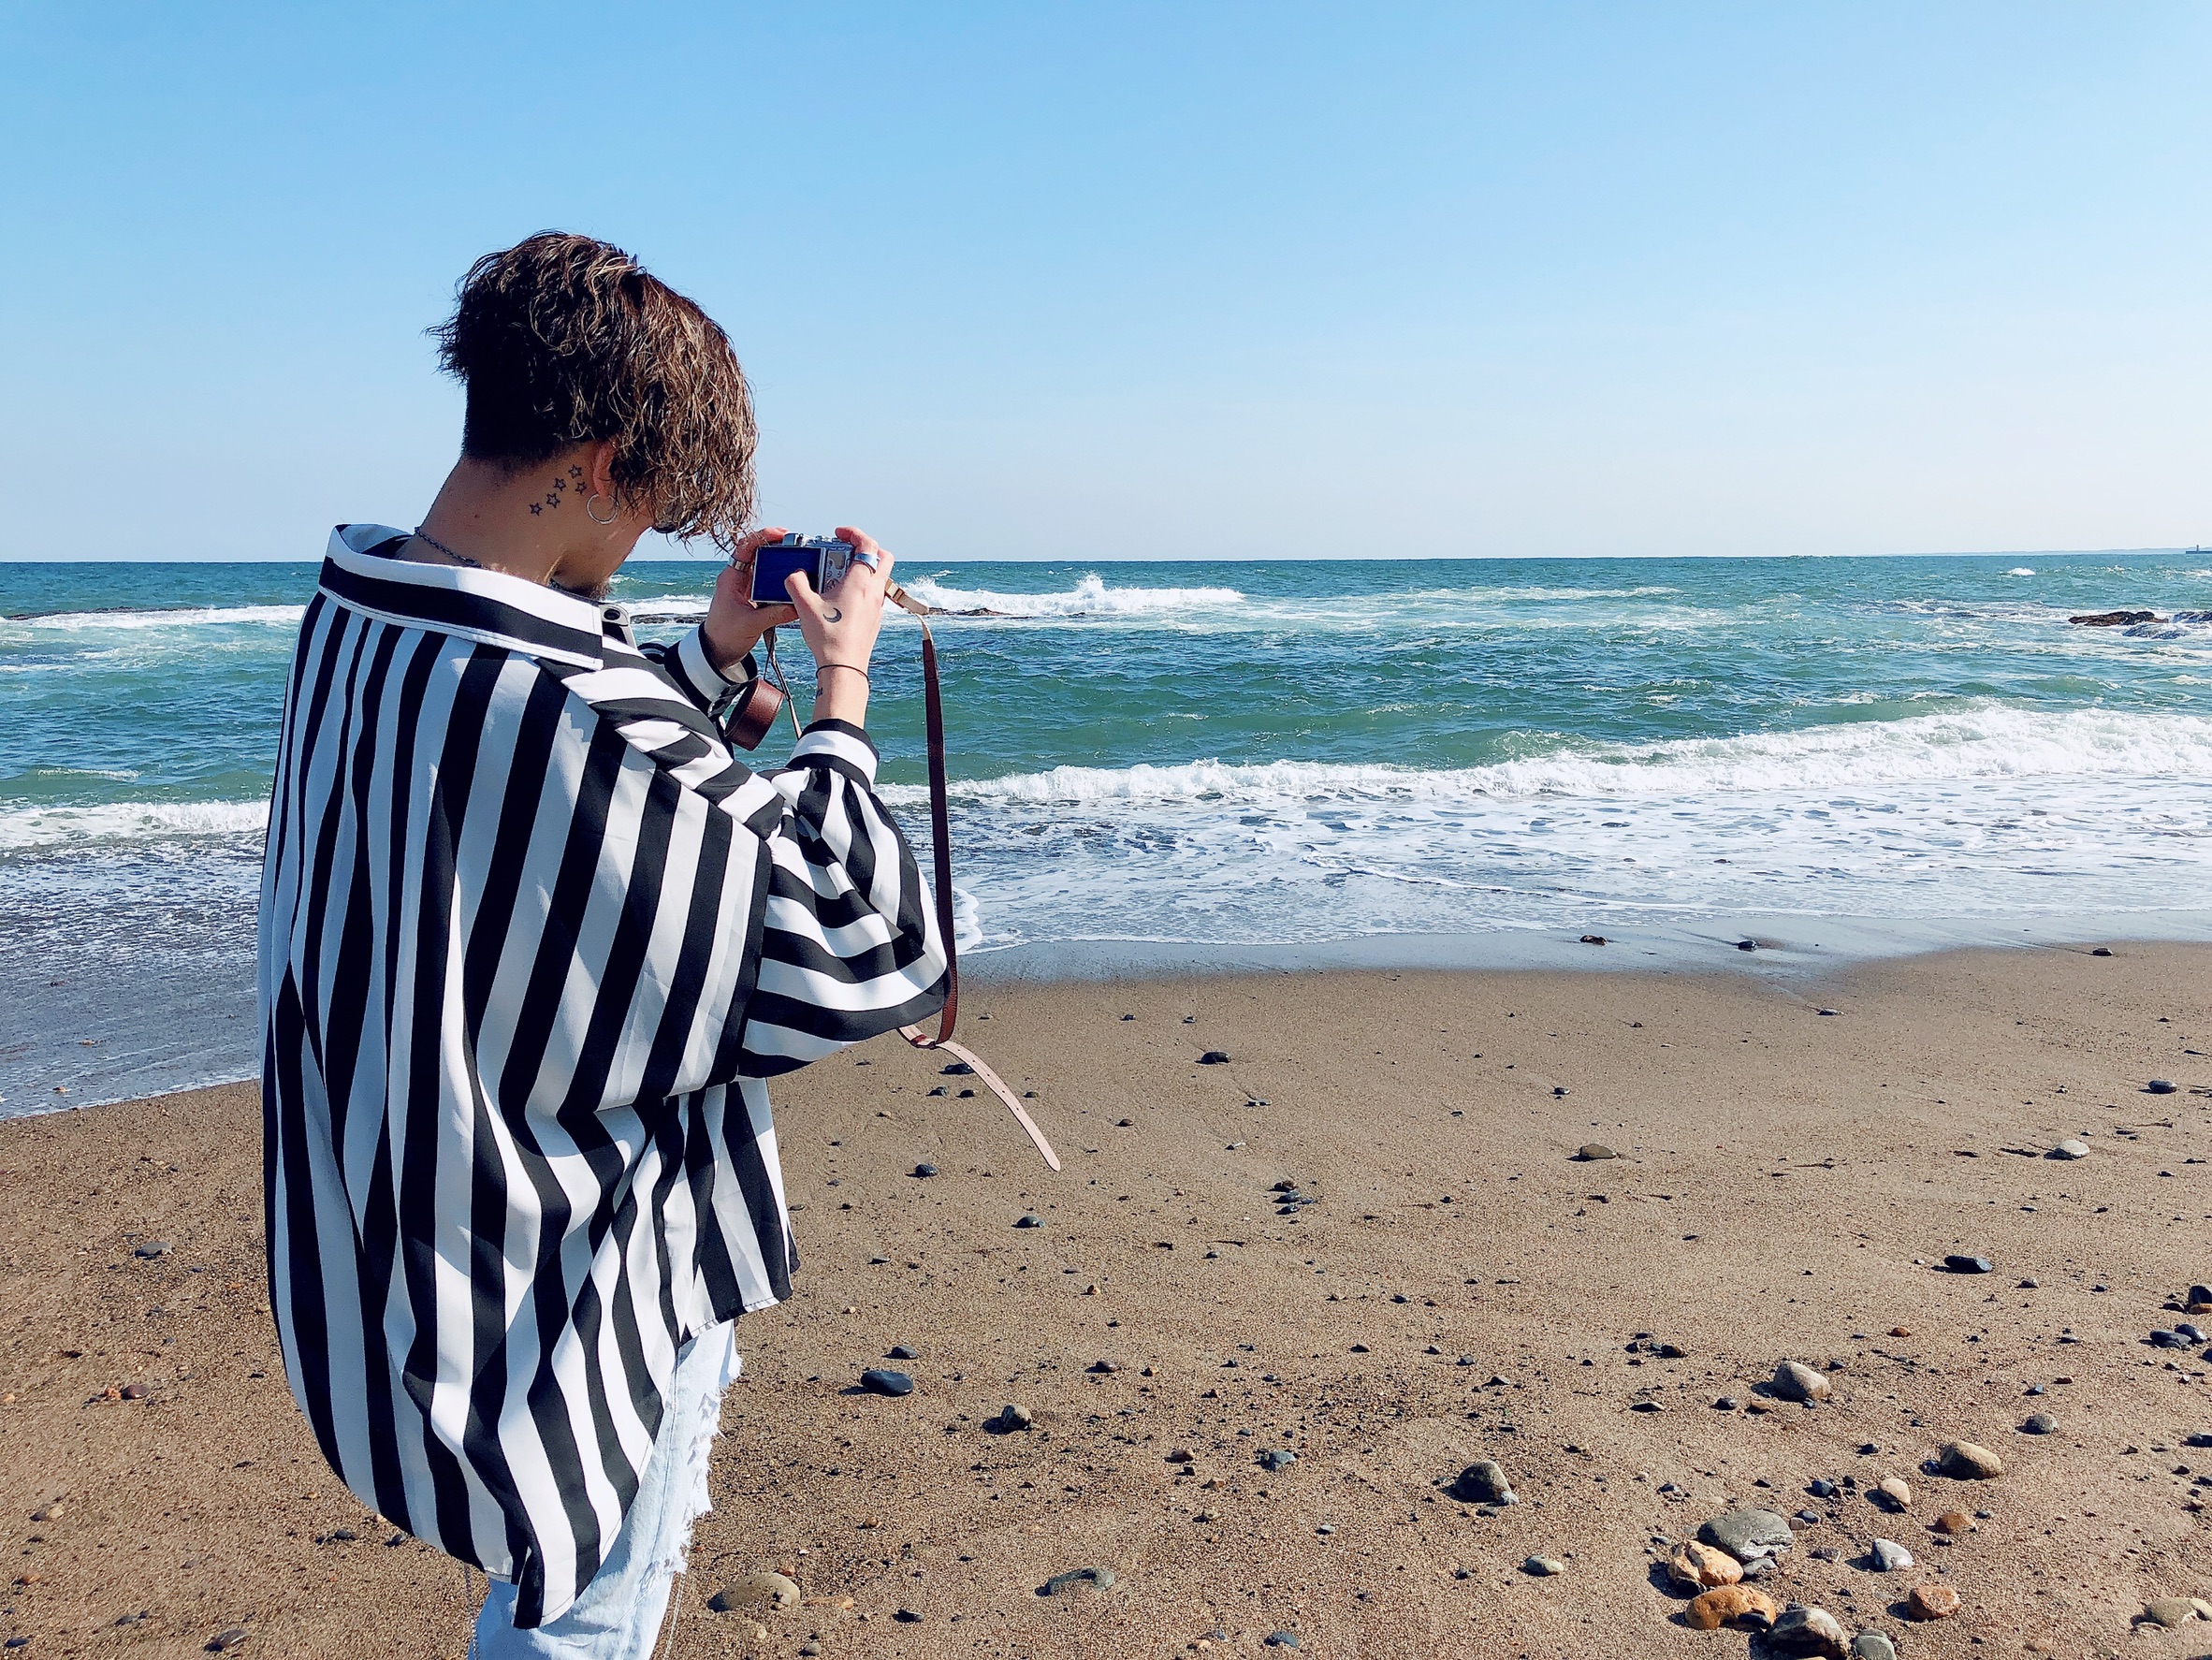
[5,550,2211,1114]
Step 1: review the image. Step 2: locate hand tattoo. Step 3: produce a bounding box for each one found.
[825,606,844,622]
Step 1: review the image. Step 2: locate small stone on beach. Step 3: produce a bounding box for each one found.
[1198,1051,1230,1065]
[1771,1361,1831,1403]
[1869,1537,1914,1571]
[1666,1540,1741,1591]
[706,1571,800,1612]
[1943,1254,1994,1274]
[1936,1441,2003,1478]
[1700,1507,1794,1564]
[1449,1460,1516,1506]
[1907,1582,1961,1620]
[1576,1143,1617,1161]
[2049,1139,2089,1160]
[859,1369,913,1397]
[1040,1566,1114,1596]
[1767,1606,1850,1657]
[1522,1555,1564,1576]
[2019,1412,2056,1434]
[1684,1584,1777,1630]
[1013,1214,1042,1228]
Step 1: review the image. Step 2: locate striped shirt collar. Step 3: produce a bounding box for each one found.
[318,522,609,668]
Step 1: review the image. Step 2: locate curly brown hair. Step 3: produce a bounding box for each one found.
[432,232,756,550]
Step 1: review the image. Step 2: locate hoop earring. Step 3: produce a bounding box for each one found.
[586,492,617,526]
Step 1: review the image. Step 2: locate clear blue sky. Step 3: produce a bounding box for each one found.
[3,3,2207,562]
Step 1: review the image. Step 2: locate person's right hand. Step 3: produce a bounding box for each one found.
[701,526,799,673]
[784,527,894,725]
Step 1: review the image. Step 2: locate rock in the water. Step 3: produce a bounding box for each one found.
[1449,1460,1516,1506]
[1943,1254,1994,1274]
[1936,1441,2002,1478]
[1771,1361,1832,1402]
[1198,1051,1231,1065]
[1522,1555,1564,1576]
[1870,1538,1914,1571]
[2147,1079,2177,1094]
[1576,1143,1618,1161]
[1684,1584,1778,1630]
[1851,1636,1898,1660]
[1040,1566,1114,1596]
[2049,1139,2089,1160]
[1257,1448,1296,1471]
[2069,610,2158,626]
[1665,1540,1742,1591]
[707,1571,801,1612]
[1907,1583,1961,1620]
[1699,1507,1795,1563]
[1767,1606,1851,1658]
[859,1368,914,1397]
[2020,1412,2056,1434]
[1013,1214,1042,1228]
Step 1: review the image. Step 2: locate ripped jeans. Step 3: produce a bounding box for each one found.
[470,1324,740,1659]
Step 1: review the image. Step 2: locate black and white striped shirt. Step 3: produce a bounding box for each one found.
[257,525,946,1625]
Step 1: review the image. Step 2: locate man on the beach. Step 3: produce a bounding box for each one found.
[255,232,946,1656]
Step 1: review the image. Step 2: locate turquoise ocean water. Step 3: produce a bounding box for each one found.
[4,550,2210,1110]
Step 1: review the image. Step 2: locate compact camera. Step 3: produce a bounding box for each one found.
[748,534,853,606]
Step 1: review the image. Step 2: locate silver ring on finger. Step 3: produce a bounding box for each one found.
[850,549,881,572]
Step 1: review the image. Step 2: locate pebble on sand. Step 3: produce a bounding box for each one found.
[1257,1448,1296,1471]
[2142,1597,2199,1629]
[1575,1143,1618,1161]
[858,1369,914,1397]
[1040,1566,1114,1596]
[207,1632,250,1653]
[1869,1538,1914,1571]
[1943,1254,1995,1274]
[2146,1079,2177,1094]
[1770,1361,1832,1403]
[1768,1606,1851,1658]
[2048,1139,2090,1160]
[1448,1460,1516,1507]
[1684,1584,1777,1630]
[911,1163,938,1178]
[1198,1051,1231,1065]
[1522,1555,1564,1576]
[1850,1635,1898,1660]
[2019,1411,2057,1434]
[1699,1507,1795,1564]
[706,1572,801,1612]
[1930,1509,1970,1534]
[1936,1441,2003,1479]
[1907,1582,1962,1620]
[1013,1214,1043,1229]
[1665,1540,1741,1591]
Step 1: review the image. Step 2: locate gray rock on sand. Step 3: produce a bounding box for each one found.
[2142,1596,2196,1628]
[1449,1461,1516,1506]
[1936,1441,2003,1478]
[859,1368,914,1397]
[2048,1139,2090,1160]
[1013,1214,1043,1228]
[1699,1507,1795,1563]
[1576,1143,1618,1161]
[1771,1361,1832,1403]
[1257,1448,1297,1471]
[1851,1636,1898,1660]
[2020,1412,2057,1434]
[1943,1254,1994,1274]
[1766,1606,1851,1657]
[1040,1566,1114,1596]
[707,1571,801,1612]
[1523,1555,1565,1576]
[2146,1079,2177,1094]
[1869,1538,1914,1571]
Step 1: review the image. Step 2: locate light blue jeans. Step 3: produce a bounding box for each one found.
[471,1325,739,1659]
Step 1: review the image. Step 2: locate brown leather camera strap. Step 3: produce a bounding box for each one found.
[882,586,1060,1172]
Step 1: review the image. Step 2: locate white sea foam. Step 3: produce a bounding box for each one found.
[881,706,2212,813]
[901,574,1246,617]
[2007,567,2037,576]
[7,604,306,631]
[0,799,269,852]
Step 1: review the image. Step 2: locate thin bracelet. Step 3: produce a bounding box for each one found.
[815,663,870,685]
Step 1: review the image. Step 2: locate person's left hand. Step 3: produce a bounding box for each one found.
[701,526,799,673]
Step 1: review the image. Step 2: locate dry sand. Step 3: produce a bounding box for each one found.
[3,943,2210,1659]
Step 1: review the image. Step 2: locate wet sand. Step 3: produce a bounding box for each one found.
[3,944,2209,1658]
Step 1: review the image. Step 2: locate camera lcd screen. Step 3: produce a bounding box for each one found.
[749,544,821,605]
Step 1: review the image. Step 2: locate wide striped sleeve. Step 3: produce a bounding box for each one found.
[736,718,950,1075]
[637,626,743,716]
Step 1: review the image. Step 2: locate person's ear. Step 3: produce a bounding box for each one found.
[583,440,618,503]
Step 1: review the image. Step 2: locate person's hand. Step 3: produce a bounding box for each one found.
[785,527,894,726]
[700,526,799,674]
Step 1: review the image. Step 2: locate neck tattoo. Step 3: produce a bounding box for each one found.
[413,526,597,601]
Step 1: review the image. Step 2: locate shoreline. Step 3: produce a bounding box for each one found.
[11,910,2212,1120]
[3,947,2209,1655]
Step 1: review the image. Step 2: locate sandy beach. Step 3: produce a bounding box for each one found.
[3,943,2209,1658]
